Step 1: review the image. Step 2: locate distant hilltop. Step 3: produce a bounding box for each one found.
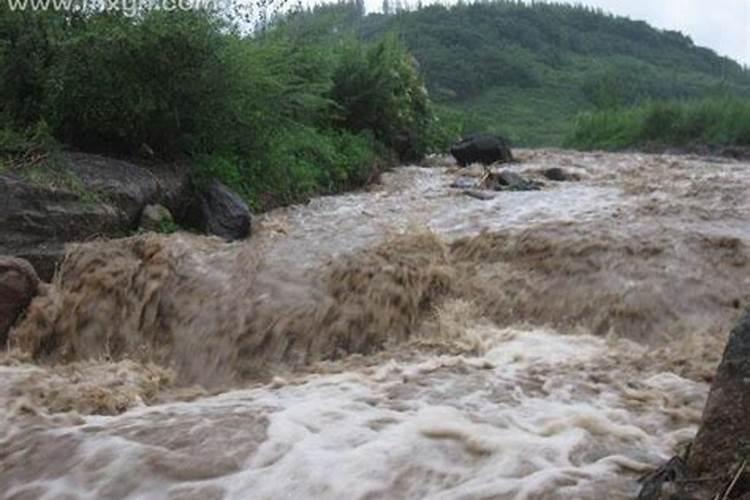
[282,0,750,145]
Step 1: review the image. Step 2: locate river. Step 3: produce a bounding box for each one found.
[2,149,749,499]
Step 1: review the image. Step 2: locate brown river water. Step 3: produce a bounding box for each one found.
[2,149,750,499]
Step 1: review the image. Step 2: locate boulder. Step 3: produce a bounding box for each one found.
[0,153,192,280]
[187,180,251,241]
[542,167,578,182]
[0,256,40,346]
[140,204,174,232]
[641,310,750,499]
[450,134,514,167]
[688,309,750,480]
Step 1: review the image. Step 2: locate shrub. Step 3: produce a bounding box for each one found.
[565,96,750,150]
[330,35,432,162]
[0,6,438,211]
[46,11,230,155]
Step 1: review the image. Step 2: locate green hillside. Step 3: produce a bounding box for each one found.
[281,1,750,146]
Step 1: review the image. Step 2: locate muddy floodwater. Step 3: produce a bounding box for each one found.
[2,149,750,499]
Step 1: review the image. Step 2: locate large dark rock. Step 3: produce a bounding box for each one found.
[187,180,251,241]
[0,256,40,346]
[0,153,192,280]
[688,309,750,481]
[450,134,514,167]
[636,312,750,500]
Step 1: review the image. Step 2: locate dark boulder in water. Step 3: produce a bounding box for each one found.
[637,311,750,500]
[187,180,251,241]
[0,256,39,346]
[688,309,750,482]
[450,134,514,167]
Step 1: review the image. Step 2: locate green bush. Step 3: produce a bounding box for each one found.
[565,96,750,150]
[0,10,65,128]
[198,126,381,211]
[330,35,433,162]
[46,11,231,155]
[0,6,438,211]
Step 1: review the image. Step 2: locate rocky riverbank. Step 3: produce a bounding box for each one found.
[0,153,251,281]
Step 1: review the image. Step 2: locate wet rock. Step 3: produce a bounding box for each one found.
[187,180,251,241]
[688,309,750,482]
[484,171,542,191]
[0,153,192,280]
[542,167,578,182]
[140,204,174,232]
[463,190,496,201]
[0,256,40,346]
[64,153,161,222]
[450,134,514,167]
[637,456,706,500]
[151,162,193,221]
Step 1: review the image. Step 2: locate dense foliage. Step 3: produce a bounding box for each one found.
[0,7,435,209]
[565,96,750,150]
[286,0,750,145]
[3,0,749,197]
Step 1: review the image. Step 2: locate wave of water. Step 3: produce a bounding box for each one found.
[2,149,749,499]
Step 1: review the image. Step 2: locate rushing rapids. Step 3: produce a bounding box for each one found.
[2,149,749,499]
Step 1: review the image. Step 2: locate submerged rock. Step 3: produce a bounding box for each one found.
[187,180,251,241]
[689,309,750,480]
[0,256,40,346]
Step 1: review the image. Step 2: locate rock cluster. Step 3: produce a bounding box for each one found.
[0,154,251,279]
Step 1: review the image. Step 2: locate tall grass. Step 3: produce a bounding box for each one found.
[565,97,750,150]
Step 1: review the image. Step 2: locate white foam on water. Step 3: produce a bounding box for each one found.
[3,327,707,500]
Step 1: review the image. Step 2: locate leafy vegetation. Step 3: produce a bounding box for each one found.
[284,0,750,146]
[565,96,750,150]
[3,0,749,204]
[0,6,435,210]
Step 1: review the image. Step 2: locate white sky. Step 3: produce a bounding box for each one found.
[360,0,750,66]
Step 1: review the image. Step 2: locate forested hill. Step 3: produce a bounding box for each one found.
[283,1,750,145]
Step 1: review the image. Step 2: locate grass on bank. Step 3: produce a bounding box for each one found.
[565,96,750,150]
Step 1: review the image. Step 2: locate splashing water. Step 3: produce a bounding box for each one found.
[2,150,749,499]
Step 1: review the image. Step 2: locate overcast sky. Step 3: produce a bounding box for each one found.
[359,0,750,66]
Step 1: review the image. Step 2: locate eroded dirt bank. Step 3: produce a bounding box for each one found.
[2,150,749,499]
